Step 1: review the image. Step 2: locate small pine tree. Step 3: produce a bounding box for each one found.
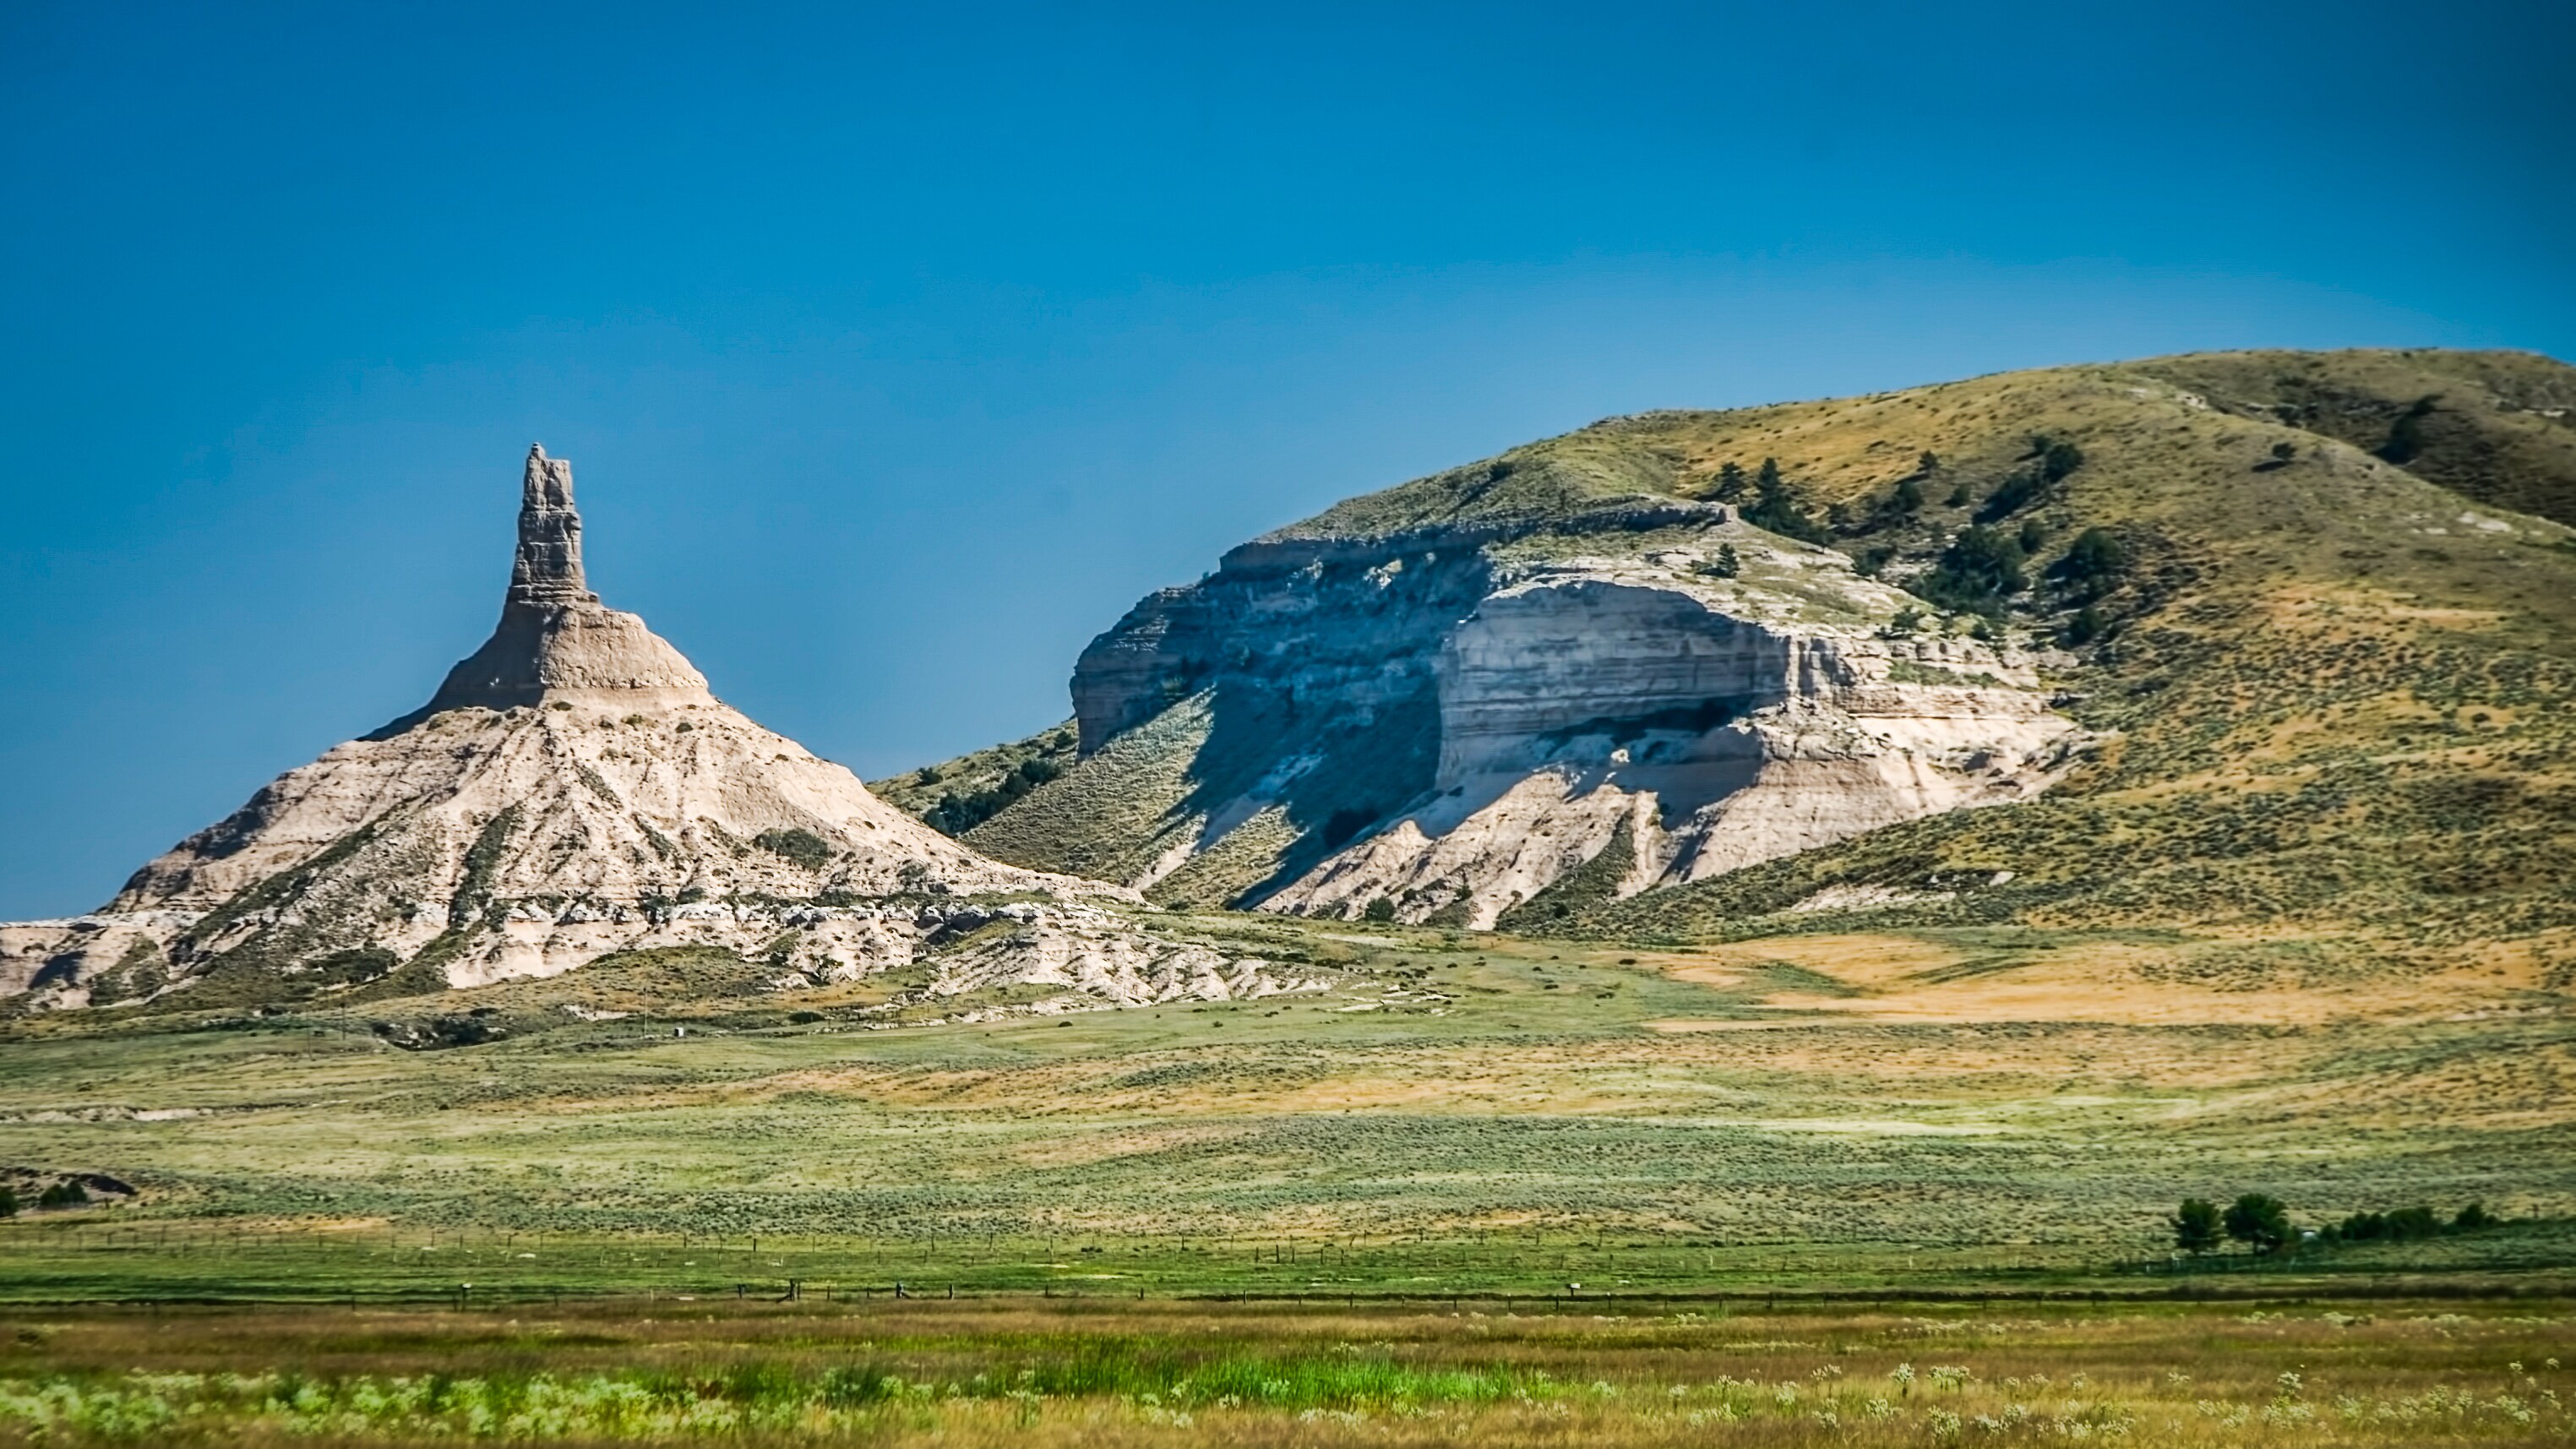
[1944,479,1973,508]
[2172,1197,2223,1254]
[1713,543,1740,577]
[1893,477,1925,511]
[1362,897,1397,923]
[2017,517,2045,553]
[2453,1201,2497,1231]
[2064,604,2105,646]
[1917,449,1940,473]
[0,1185,17,1218]
[1745,459,1831,542]
[1713,461,1748,501]
[912,765,940,786]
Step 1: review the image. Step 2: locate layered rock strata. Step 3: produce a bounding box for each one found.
[1261,542,2080,927]
[991,501,2082,927]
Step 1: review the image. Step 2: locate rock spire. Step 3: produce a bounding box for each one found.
[0,444,1149,1010]
[417,446,709,715]
[509,444,595,607]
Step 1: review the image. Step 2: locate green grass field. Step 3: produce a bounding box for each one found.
[9,902,2573,1443]
[6,913,2571,1310]
[0,1296,2567,1445]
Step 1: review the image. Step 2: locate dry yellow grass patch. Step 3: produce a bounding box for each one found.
[1641,932,2519,1028]
[1006,1123,1253,1169]
[2261,580,2513,635]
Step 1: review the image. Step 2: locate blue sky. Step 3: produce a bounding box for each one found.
[3,1,2569,917]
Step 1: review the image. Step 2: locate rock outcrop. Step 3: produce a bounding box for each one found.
[410,446,711,715]
[984,495,2080,927]
[4,448,1304,1015]
[1261,543,2079,927]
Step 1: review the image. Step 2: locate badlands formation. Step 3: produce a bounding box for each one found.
[969,489,2081,929]
[1,448,1315,1015]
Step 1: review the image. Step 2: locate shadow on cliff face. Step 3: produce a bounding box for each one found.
[1176,679,1445,908]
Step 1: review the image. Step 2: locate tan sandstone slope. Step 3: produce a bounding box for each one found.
[0,448,1325,1015]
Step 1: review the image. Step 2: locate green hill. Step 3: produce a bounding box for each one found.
[1547,349,2576,960]
[887,348,2576,970]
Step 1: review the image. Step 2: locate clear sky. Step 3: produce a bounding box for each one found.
[3,1,2569,918]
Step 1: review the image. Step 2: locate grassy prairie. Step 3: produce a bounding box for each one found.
[7,909,2571,1441]
[3,914,2569,1299]
[0,1297,2568,1445]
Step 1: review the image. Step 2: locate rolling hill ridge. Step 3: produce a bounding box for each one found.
[890,347,2576,975]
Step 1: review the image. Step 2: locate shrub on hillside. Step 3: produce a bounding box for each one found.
[2327,1201,2502,1245]
[926,756,1065,836]
[754,827,833,871]
[2054,527,2126,586]
[1909,526,2029,616]
[1974,436,2085,523]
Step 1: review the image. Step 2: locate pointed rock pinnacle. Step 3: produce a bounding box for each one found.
[407,447,711,718]
[509,444,596,606]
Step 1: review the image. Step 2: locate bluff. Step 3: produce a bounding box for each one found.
[924,348,2576,953]
[0,448,1289,1016]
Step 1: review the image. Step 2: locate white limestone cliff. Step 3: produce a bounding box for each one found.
[1058,513,2085,927]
